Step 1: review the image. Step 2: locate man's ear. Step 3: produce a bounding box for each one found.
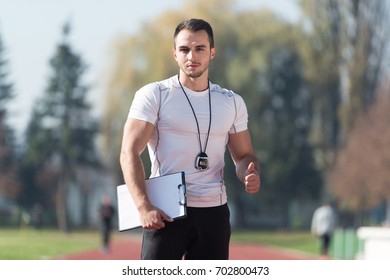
[172,49,177,60]
[210,47,216,59]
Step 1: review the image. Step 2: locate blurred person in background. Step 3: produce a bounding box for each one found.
[98,195,115,254]
[311,201,336,259]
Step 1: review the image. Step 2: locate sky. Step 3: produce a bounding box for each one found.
[0,0,300,139]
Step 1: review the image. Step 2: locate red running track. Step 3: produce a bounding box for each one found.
[58,234,316,260]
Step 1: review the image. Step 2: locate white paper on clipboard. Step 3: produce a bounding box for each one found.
[116,171,186,231]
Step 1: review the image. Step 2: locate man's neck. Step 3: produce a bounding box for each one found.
[178,73,209,92]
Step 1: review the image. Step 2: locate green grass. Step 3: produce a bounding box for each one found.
[0,228,318,259]
[0,228,102,260]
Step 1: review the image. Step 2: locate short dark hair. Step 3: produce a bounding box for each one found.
[173,18,214,48]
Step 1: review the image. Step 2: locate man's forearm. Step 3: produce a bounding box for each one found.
[235,154,260,182]
[120,150,151,211]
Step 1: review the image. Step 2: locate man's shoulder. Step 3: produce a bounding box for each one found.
[156,76,178,90]
[210,82,243,99]
[210,83,247,109]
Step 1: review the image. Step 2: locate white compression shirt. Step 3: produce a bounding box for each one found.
[128,75,248,207]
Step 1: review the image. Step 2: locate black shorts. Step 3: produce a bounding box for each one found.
[141,204,231,260]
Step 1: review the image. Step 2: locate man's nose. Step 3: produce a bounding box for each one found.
[188,51,196,61]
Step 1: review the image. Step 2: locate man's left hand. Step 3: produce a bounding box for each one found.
[244,162,260,194]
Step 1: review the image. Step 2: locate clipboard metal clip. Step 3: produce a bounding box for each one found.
[178,184,186,206]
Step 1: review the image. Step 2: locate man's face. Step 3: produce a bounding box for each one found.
[173,29,216,79]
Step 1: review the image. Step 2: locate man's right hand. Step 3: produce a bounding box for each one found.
[139,205,173,230]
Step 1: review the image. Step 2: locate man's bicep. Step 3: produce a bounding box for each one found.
[227,130,254,162]
[121,117,155,155]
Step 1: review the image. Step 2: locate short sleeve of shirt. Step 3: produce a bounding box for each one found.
[230,93,248,134]
[128,82,160,125]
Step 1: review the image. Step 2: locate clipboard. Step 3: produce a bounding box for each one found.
[116,171,186,231]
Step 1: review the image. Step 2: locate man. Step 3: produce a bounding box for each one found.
[120,18,260,260]
[311,202,336,259]
[98,195,115,254]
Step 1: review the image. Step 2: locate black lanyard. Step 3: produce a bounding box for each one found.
[178,76,212,169]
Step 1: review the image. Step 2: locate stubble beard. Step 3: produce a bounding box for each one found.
[186,71,203,79]
[181,61,209,79]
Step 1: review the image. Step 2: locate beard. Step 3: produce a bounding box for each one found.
[180,61,210,79]
[186,70,204,78]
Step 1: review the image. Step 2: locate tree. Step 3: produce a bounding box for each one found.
[300,0,390,172]
[329,87,390,225]
[258,46,322,227]
[0,31,20,199]
[23,23,100,231]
